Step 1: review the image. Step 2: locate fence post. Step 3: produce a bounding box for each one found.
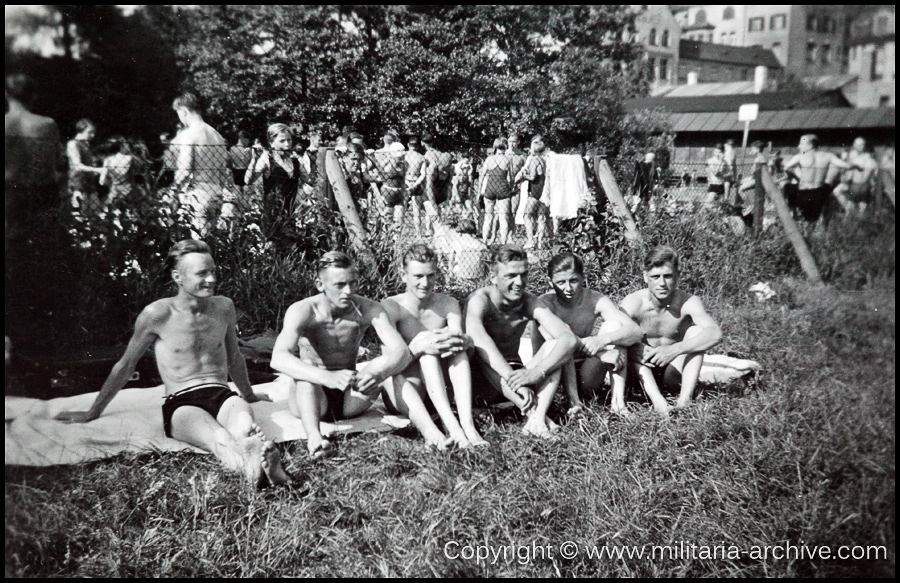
[753,164,765,235]
[882,169,895,207]
[593,156,642,244]
[324,149,378,272]
[760,167,822,285]
[316,147,334,209]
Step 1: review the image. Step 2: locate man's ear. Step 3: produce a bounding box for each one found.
[643,271,650,286]
[172,268,182,286]
[315,276,324,292]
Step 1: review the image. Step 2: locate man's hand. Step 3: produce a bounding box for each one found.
[55,410,98,424]
[642,344,682,368]
[409,329,469,358]
[502,377,535,412]
[580,336,610,358]
[354,372,381,395]
[325,369,358,392]
[242,392,272,404]
[507,367,545,391]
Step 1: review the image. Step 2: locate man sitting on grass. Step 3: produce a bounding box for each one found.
[620,246,722,416]
[56,239,291,488]
[465,245,577,438]
[381,244,487,449]
[533,252,642,418]
[270,251,411,459]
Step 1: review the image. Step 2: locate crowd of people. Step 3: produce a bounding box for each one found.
[57,238,721,488]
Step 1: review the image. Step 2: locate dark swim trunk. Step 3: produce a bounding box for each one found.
[470,356,525,406]
[847,182,873,203]
[322,387,348,422]
[708,184,725,196]
[382,184,405,207]
[162,383,238,438]
[795,185,831,222]
[232,168,247,187]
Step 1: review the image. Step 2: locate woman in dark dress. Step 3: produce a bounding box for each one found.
[246,123,310,239]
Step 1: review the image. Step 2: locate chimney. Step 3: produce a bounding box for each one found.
[687,71,699,85]
[754,66,768,93]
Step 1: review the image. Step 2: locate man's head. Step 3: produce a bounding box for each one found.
[491,244,528,302]
[422,132,436,150]
[75,118,96,141]
[168,239,216,298]
[401,244,440,300]
[749,140,765,155]
[160,132,171,145]
[643,246,679,302]
[799,134,819,153]
[852,137,868,154]
[408,136,421,152]
[5,74,33,107]
[547,252,585,302]
[508,133,520,151]
[383,129,400,148]
[644,151,656,163]
[492,137,508,155]
[316,251,358,309]
[712,143,724,157]
[172,93,201,125]
[266,123,293,151]
[237,130,251,147]
[530,135,546,155]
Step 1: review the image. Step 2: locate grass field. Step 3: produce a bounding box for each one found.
[5,272,894,577]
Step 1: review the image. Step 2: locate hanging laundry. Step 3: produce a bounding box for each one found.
[540,154,589,219]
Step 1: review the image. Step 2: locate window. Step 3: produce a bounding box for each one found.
[821,44,831,65]
[662,29,669,47]
[649,28,657,46]
[872,47,885,80]
[659,58,668,81]
[819,16,830,34]
[729,32,736,45]
[849,46,857,61]
[876,16,890,36]
[723,6,735,20]
[695,9,707,25]
[807,14,817,32]
[770,14,787,31]
[749,17,765,32]
[807,42,817,64]
[880,95,891,107]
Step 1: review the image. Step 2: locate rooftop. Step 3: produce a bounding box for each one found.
[666,107,895,133]
[679,40,783,69]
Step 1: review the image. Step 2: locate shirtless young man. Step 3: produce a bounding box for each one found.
[381,245,487,449]
[534,253,642,417]
[270,251,411,459]
[56,240,290,488]
[171,93,233,236]
[834,137,880,214]
[620,246,723,416]
[405,136,428,237]
[466,245,578,438]
[783,134,855,223]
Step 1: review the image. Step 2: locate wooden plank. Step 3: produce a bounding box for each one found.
[882,169,895,207]
[324,149,377,271]
[593,157,642,244]
[760,167,822,285]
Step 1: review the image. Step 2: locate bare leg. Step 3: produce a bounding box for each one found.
[561,358,583,416]
[216,396,290,486]
[496,198,511,244]
[289,379,333,458]
[418,354,470,447]
[483,198,495,243]
[671,326,705,409]
[446,351,487,446]
[524,197,537,248]
[169,405,263,487]
[384,373,452,450]
[411,196,423,237]
[628,344,670,416]
[522,339,562,438]
[595,320,629,416]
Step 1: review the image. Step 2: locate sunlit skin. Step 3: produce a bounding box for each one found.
[620,262,723,415]
[271,265,411,458]
[535,267,642,417]
[784,135,854,191]
[381,260,487,449]
[55,250,290,488]
[466,258,578,438]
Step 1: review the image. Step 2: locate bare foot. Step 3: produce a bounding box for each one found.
[448,431,472,449]
[674,399,691,411]
[546,417,561,433]
[522,415,555,440]
[425,433,453,451]
[610,405,633,419]
[567,405,585,418]
[236,434,265,487]
[260,440,291,487]
[462,425,489,447]
[308,437,334,460]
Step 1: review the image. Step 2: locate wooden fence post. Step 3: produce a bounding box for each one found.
[593,157,643,244]
[760,167,822,285]
[324,149,378,272]
[882,169,895,207]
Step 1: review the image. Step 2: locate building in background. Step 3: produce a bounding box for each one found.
[847,6,895,107]
[633,5,682,87]
[671,6,854,79]
[678,40,782,84]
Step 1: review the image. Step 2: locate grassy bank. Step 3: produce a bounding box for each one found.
[5,274,894,577]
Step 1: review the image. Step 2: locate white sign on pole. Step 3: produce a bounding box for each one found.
[739,103,759,122]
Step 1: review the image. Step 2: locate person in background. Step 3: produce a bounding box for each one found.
[706,144,727,206]
[783,134,856,223]
[67,118,105,220]
[405,136,428,237]
[229,131,253,196]
[633,151,658,215]
[516,135,548,249]
[479,138,515,245]
[100,136,138,202]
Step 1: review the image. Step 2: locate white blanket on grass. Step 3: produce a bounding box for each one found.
[5,375,410,467]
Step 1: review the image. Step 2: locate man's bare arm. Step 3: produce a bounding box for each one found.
[358,304,412,389]
[270,303,345,388]
[677,297,722,354]
[508,299,577,388]
[66,141,101,174]
[55,306,161,422]
[583,296,643,354]
[465,292,525,406]
[783,154,803,171]
[173,141,193,188]
[224,300,270,403]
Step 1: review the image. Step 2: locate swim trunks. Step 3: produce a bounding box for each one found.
[847,182,873,203]
[795,185,831,222]
[162,383,238,438]
[470,356,526,405]
[322,387,348,422]
[382,184,405,207]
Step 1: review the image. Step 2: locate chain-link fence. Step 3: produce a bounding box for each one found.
[5,134,895,349]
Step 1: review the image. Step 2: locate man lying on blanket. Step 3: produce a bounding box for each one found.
[56,239,291,488]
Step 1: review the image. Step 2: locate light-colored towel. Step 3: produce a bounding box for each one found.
[515,182,529,225]
[697,354,761,384]
[540,154,588,219]
[5,376,410,467]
